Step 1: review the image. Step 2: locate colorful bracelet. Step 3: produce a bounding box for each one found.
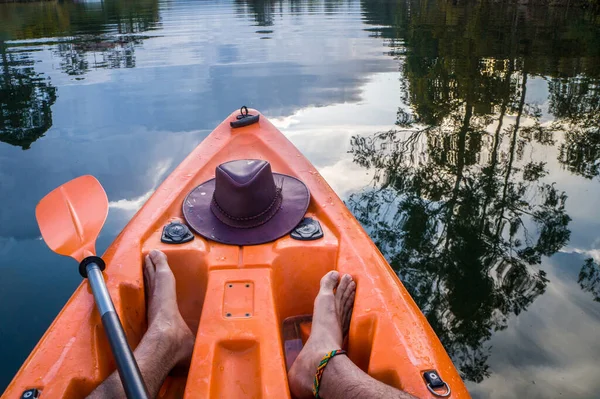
[313,349,347,398]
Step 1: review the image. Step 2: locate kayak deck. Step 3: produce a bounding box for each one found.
[2,110,470,398]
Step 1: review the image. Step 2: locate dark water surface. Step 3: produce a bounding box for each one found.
[1,0,600,397]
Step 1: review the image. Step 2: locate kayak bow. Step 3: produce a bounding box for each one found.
[2,109,470,399]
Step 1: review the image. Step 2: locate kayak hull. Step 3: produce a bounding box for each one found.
[2,110,470,398]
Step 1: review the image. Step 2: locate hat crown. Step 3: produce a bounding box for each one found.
[213,159,278,220]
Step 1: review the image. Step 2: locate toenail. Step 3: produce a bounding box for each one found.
[330,271,339,279]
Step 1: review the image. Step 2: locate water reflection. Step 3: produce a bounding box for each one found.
[0,0,159,149]
[56,36,138,76]
[236,0,279,26]
[0,44,57,149]
[579,258,600,302]
[349,0,600,384]
[235,0,338,26]
[49,0,159,76]
[551,77,600,179]
[1,0,159,71]
[347,99,571,383]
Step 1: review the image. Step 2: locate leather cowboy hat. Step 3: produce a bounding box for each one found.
[182,159,310,245]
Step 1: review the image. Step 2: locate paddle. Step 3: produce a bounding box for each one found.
[36,175,149,399]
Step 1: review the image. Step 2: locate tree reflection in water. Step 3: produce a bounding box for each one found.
[348,104,570,382]
[0,0,159,149]
[50,0,160,76]
[551,78,600,180]
[0,43,57,150]
[348,0,600,382]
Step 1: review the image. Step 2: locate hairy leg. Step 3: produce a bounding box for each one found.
[87,250,194,399]
[288,271,417,399]
[318,355,417,399]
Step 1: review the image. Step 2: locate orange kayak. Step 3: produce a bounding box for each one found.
[2,110,470,398]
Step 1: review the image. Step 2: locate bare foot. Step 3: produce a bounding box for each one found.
[144,249,195,366]
[288,271,356,398]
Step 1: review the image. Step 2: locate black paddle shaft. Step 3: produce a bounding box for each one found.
[86,262,150,399]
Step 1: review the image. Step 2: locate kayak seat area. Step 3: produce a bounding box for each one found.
[145,210,341,398]
[134,211,431,397]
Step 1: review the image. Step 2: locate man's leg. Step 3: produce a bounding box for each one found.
[288,271,417,399]
[87,250,195,399]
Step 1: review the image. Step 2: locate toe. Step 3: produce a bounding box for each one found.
[147,249,177,299]
[344,290,355,318]
[150,250,175,283]
[335,274,351,317]
[150,249,169,270]
[335,275,352,300]
[144,255,156,290]
[341,283,355,336]
[319,271,339,294]
[343,305,353,336]
[341,280,356,309]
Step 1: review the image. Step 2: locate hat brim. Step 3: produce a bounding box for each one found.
[182,173,310,245]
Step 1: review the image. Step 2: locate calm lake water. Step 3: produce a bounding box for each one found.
[1,0,600,397]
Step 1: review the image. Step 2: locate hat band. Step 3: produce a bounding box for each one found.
[210,188,283,229]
